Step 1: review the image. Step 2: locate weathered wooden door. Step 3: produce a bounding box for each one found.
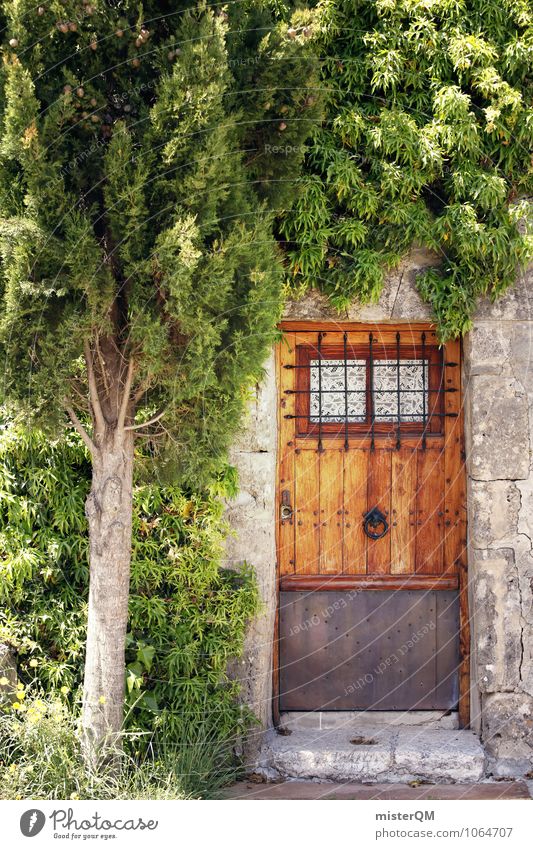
[276,323,469,725]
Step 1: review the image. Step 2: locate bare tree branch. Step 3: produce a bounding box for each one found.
[133,378,152,405]
[64,400,97,455]
[124,408,166,432]
[127,430,166,439]
[117,358,135,431]
[68,380,92,413]
[84,340,106,433]
[95,337,110,396]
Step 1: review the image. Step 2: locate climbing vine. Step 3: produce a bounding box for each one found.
[281,0,533,338]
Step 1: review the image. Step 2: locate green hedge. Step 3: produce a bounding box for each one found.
[0,424,258,745]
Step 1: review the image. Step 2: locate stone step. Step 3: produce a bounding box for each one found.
[257,727,485,784]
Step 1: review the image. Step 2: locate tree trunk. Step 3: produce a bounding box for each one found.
[82,428,134,764]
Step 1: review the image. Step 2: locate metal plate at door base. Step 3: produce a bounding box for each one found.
[279,590,459,711]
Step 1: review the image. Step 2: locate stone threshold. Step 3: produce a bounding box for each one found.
[280,710,459,731]
[256,727,486,784]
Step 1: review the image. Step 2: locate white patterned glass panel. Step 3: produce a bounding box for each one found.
[373,359,429,422]
[309,359,366,423]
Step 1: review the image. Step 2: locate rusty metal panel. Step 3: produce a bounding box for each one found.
[279,590,459,711]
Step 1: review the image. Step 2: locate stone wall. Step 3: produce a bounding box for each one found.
[465,272,533,776]
[224,353,277,762]
[226,248,533,775]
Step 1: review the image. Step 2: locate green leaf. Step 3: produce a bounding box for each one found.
[137,644,156,672]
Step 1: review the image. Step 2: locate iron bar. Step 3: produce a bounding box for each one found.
[284,362,455,369]
[285,413,457,419]
[318,332,324,452]
[369,332,375,451]
[396,331,401,450]
[286,388,455,394]
[422,331,427,450]
[343,332,349,451]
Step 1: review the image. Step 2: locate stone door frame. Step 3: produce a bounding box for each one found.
[226,257,533,774]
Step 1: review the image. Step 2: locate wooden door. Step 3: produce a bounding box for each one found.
[276,322,469,725]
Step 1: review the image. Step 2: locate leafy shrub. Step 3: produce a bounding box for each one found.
[0,685,239,800]
[0,423,259,748]
[281,0,533,339]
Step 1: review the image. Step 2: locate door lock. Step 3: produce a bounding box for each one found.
[281,489,293,522]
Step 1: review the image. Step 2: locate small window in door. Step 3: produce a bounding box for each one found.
[309,359,366,423]
[294,331,444,440]
[373,359,429,423]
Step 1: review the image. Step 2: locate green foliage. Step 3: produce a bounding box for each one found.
[0,0,322,481]
[0,687,240,799]
[0,424,259,742]
[281,0,533,338]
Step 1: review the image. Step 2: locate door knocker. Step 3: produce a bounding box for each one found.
[363,507,389,540]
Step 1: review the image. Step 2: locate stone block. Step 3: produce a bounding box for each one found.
[515,553,533,697]
[225,452,275,529]
[508,322,533,398]
[283,284,401,323]
[394,728,485,782]
[470,480,520,548]
[224,449,277,756]
[516,480,533,545]
[224,450,276,607]
[279,711,322,731]
[474,267,533,321]
[283,247,437,323]
[257,728,394,782]
[231,352,277,453]
[468,374,530,480]
[390,253,439,321]
[517,554,533,618]
[257,728,485,783]
[483,693,533,776]
[464,323,511,376]
[472,551,522,693]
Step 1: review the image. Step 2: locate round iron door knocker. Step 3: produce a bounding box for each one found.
[363,507,389,540]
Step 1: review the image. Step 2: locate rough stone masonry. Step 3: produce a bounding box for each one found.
[225,247,533,777]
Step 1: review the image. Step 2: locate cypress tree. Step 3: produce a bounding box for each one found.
[0,0,320,759]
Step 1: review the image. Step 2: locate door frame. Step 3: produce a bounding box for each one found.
[273,320,470,728]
